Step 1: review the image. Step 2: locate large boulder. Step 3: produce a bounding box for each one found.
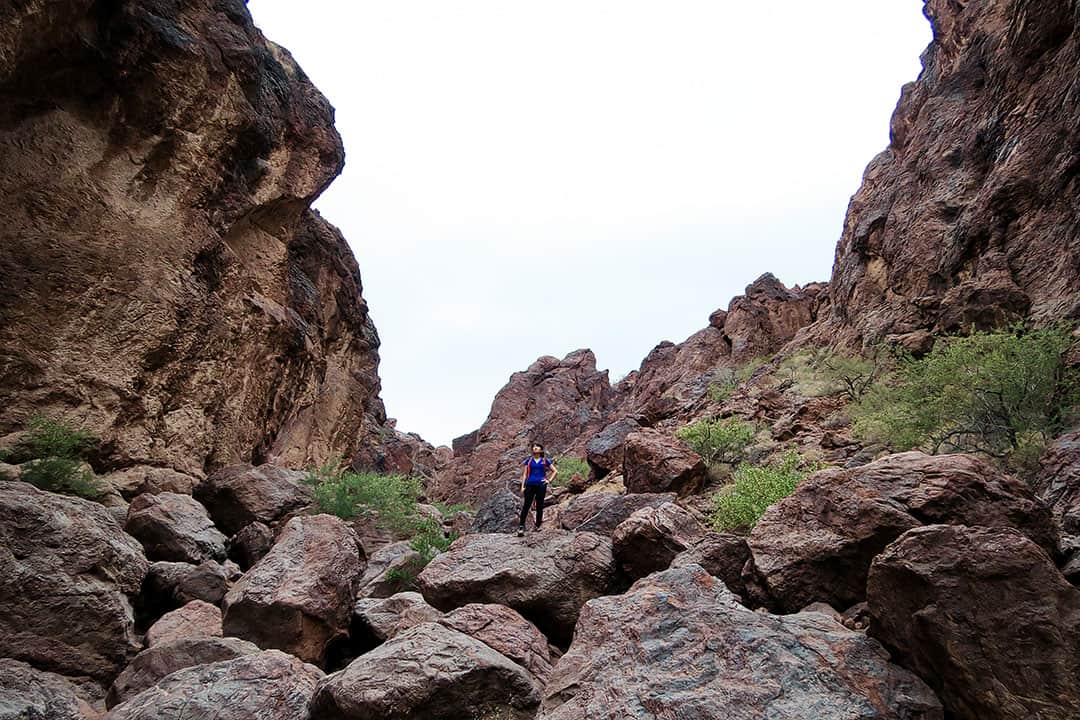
[222,514,362,665]
[439,603,557,683]
[558,491,675,534]
[539,564,942,720]
[622,428,706,496]
[470,489,523,534]
[354,540,424,599]
[868,525,1080,720]
[746,452,1057,612]
[124,491,227,563]
[194,464,313,536]
[106,636,261,708]
[0,658,100,720]
[417,531,616,646]
[611,502,707,580]
[141,560,230,616]
[102,650,323,720]
[227,521,275,570]
[309,622,541,720]
[1035,428,1080,533]
[0,482,148,682]
[585,417,641,479]
[144,600,222,647]
[351,592,443,650]
[671,531,751,600]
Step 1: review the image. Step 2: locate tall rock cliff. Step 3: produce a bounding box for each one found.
[0,0,388,478]
[827,0,1079,344]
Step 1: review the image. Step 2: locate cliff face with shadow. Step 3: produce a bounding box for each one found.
[0,0,389,479]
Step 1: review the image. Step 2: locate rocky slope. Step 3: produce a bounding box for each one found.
[0,0,389,481]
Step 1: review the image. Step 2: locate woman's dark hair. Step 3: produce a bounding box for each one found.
[530,442,545,457]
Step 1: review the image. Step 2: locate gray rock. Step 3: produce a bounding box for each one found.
[351,592,443,650]
[439,603,557,683]
[354,540,424,599]
[0,658,99,720]
[558,491,675,534]
[144,600,222,647]
[194,463,313,535]
[470,489,521,534]
[611,502,706,580]
[125,491,227,563]
[671,531,751,600]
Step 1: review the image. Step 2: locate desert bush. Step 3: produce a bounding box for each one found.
[778,348,883,399]
[15,415,101,499]
[676,417,756,466]
[852,325,1078,468]
[710,451,822,532]
[552,455,589,486]
[305,462,422,534]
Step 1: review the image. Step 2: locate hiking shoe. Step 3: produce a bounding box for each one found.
[516,525,525,537]
[533,524,542,532]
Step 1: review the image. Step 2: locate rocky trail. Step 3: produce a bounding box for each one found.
[2,0,1080,718]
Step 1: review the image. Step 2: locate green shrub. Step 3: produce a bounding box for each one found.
[734,357,767,383]
[852,325,1078,466]
[552,455,589,486]
[710,451,822,532]
[305,462,422,534]
[13,415,101,499]
[382,518,458,590]
[432,500,472,516]
[20,457,101,498]
[676,417,756,466]
[22,415,97,459]
[708,368,738,403]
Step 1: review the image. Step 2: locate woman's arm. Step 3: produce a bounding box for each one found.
[521,463,528,491]
[547,460,558,484]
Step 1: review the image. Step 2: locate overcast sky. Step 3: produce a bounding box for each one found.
[247,1,932,447]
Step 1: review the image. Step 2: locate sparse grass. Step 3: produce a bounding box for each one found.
[710,451,823,532]
[734,357,767,383]
[552,455,589,486]
[708,358,769,403]
[432,500,472,516]
[676,417,756,466]
[13,415,101,499]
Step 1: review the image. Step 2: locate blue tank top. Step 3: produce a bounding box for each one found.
[523,456,550,485]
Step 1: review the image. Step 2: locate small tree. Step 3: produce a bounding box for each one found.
[676,417,756,466]
[710,451,822,532]
[820,352,884,401]
[16,415,101,499]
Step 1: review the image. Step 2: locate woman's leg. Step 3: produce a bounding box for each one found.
[534,484,547,528]
[519,485,536,527]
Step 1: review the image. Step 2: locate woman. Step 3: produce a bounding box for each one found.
[519,442,557,536]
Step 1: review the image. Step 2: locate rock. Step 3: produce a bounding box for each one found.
[539,564,942,720]
[106,637,261,708]
[611,502,707,581]
[228,521,275,570]
[1035,427,1080,534]
[144,600,222,647]
[417,531,616,646]
[558,491,675,534]
[0,482,148,682]
[222,514,362,665]
[101,650,322,720]
[194,464,313,536]
[351,592,443,651]
[141,560,230,615]
[868,525,1080,720]
[0,0,391,476]
[567,472,588,493]
[671,531,751,599]
[351,427,446,479]
[354,540,425,599]
[309,622,541,720]
[746,451,1058,612]
[431,350,613,505]
[622,428,706,496]
[101,466,200,499]
[0,658,100,720]
[585,418,641,479]
[723,274,818,363]
[124,491,227,563]
[823,0,1079,341]
[470,489,523,534]
[439,603,556,683]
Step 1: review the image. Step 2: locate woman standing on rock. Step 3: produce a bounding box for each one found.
[519,443,557,536]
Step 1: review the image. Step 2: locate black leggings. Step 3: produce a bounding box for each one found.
[519,483,547,527]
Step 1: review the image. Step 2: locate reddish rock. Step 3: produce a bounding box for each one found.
[144,600,222,647]
[0,482,148,682]
[194,463,313,536]
[351,427,445,479]
[0,0,389,476]
[417,531,616,646]
[102,466,201,499]
[622,428,707,496]
[671,532,751,600]
[0,658,101,720]
[824,0,1080,341]
[558,491,676,534]
[106,637,261,708]
[584,418,640,479]
[1035,427,1080,534]
[227,521,275,570]
[354,540,424,599]
[222,514,362,665]
[141,560,230,615]
[351,592,443,650]
[724,274,818,362]
[746,452,1057,612]
[309,623,541,720]
[611,502,707,581]
[439,603,557,683]
[539,564,942,720]
[124,492,227,563]
[868,525,1080,719]
[102,650,323,720]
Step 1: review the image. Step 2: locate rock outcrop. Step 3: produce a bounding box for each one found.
[824,0,1080,343]
[223,514,362,665]
[745,452,1056,611]
[868,524,1080,720]
[622,428,707,495]
[124,491,227,563]
[671,532,751,600]
[0,0,391,477]
[611,502,707,581]
[195,463,313,536]
[1035,427,1080,534]
[540,564,942,720]
[417,531,616,646]
[350,592,443,650]
[438,603,557,684]
[0,482,148,682]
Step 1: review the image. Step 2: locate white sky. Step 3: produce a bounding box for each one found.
[247,1,932,447]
